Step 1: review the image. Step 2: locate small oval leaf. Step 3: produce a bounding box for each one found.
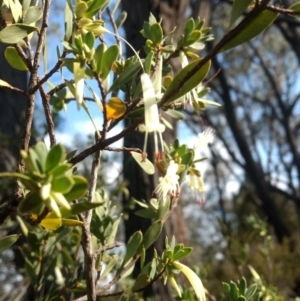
[5,46,28,71]
[0,23,38,44]
[131,151,155,175]
[0,235,20,253]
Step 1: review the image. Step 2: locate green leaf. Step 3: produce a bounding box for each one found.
[52,175,74,194]
[23,6,43,24]
[135,208,157,219]
[46,144,65,172]
[4,46,28,71]
[107,216,121,244]
[156,197,170,219]
[131,151,155,175]
[84,0,107,18]
[223,282,231,294]
[109,61,141,92]
[100,255,119,280]
[18,191,44,215]
[164,59,211,104]
[61,218,83,227]
[230,282,239,301]
[48,202,104,218]
[237,297,246,301]
[61,248,74,268]
[289,2,300,18]
[0,23,38,44]
[132,274,150,291]
[150,23,163,45]
[33,142,48,172]
[142,220,163,250]
[181,150,194,165]
[63,176,88,201]
[28,148,43,173]
[184,18,195,36]
[221,10,278,52]
[48,163,71,177]
[172,247,193,261]
[75,2,88,18]
[140,247,146,270]
[83,31,95,50]
[94,43,105,73]
[64,0,73,41]
[229,0,253,28]
[245,283,258,300]
[100,45,119,80]
[22,0,32,11]
[0,235,20,253]
[122,231,143,267]
[184,30,202,46]
[239,277,247,296]
[144,51,154,74]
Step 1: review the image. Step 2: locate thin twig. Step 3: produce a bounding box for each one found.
[93,242,123,257]
[31,51,67,93]
[104,146,142,153]
[39,84,56,146]
[107,7,122,58]
[266,5,300,15]
[48,80,74,96]
[69,119,141,165]
[32,0,51,75]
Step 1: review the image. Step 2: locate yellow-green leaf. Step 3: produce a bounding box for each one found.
[40,218,62,230]
[61,218,83,227]
[221,10,278,52]
[172,261,206,301]
[0,79,11,87]
[4,46,28,71]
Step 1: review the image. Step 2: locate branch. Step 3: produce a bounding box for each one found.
[39,84,56,146]
[104,146,142,153]
[266,5,300,16]
[79,134,102,301]
[69,119,141,165]
[0,83,28,96]
[93,242,123,257]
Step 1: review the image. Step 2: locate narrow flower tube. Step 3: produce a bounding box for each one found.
[139,73,165,160]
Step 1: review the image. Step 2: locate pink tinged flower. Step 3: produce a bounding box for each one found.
[155,160,180,204]
[138,73,165,161]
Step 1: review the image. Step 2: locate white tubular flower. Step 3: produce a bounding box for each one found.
[153,56,163,100]
[155,160,180,204]
[195,127,214,153]
[139,73,165,160]
[188,171,206,205]
[189,172,205,193]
